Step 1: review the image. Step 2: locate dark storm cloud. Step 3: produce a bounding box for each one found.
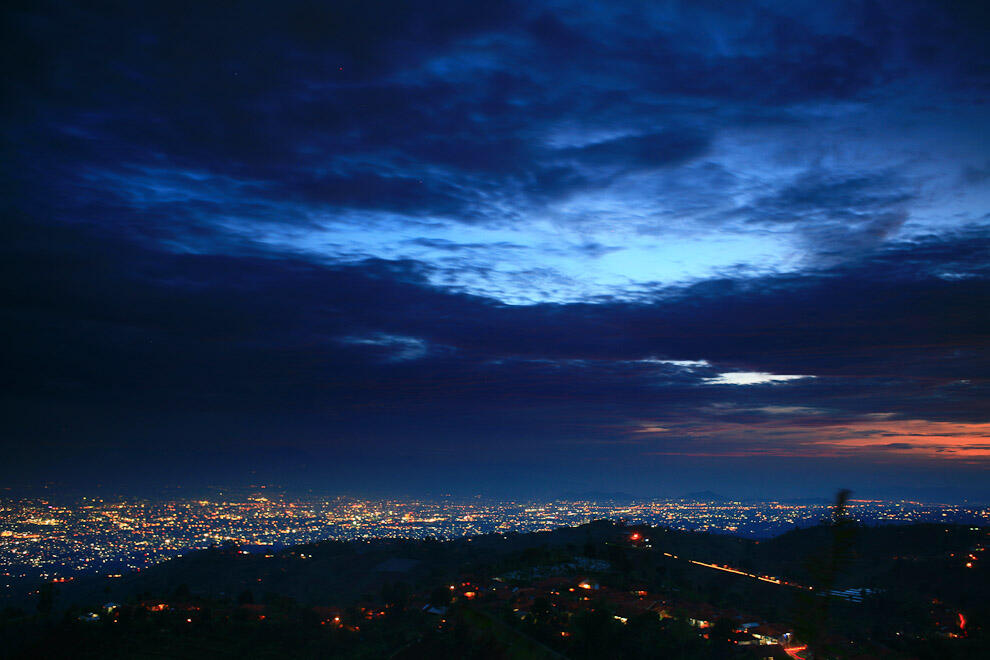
[7,0,984,234]
[404,238,529,252]
[738,170,915,252]
[558,131,710,172]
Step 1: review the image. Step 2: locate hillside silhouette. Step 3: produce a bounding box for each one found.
[2,520,986,659]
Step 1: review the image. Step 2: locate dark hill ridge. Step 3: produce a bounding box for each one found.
[756,522,984,582]
[36,520,985,614]
[27,520,626,612]
[3,520,987,660]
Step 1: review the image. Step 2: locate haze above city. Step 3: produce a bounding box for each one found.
[2,1,988,502]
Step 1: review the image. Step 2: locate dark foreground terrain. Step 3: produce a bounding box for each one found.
[2,518,986,659]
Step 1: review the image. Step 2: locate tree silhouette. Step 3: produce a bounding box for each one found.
[795,489,858,658]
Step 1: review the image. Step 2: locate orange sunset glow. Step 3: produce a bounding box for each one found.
[636,418,990,460]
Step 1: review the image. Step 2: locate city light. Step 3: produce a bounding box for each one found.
[1,495,986,594]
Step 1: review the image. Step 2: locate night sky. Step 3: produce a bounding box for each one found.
[2,1,988,500]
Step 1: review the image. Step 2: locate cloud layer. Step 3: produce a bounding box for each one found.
[2,0,988,497]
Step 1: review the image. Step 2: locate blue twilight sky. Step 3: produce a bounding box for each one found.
[2,0,988,500]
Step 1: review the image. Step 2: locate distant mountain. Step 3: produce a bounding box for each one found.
[681,490,732,502]
[779,496,832,505]
[558,491,639,502]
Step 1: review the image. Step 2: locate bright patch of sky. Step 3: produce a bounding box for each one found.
[703,372,813,386]
[266,215,800,304]
[638,359,711,368]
